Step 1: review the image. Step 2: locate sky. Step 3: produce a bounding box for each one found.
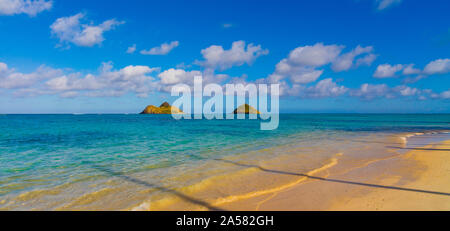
[0,0,449,113]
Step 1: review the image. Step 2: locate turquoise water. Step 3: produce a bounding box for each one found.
[0,114,450,210]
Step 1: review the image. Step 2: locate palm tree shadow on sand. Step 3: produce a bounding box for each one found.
[332,138,450,151]
[332,138,449,147]
[91,152,450,211]
[386,146,450,151]
[186,154,450,197]
[91,164,226,211]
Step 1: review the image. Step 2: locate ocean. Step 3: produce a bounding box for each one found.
[0,114,449,210]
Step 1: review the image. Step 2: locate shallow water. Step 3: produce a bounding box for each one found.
[0,114,449,210]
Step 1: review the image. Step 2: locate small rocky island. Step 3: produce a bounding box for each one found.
[140,102,183,114]
[233,104,261,114]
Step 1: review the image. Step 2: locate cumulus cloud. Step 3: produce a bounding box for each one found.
[439,90,450,99]
[421,88,450,100]
[402,64,421,75]
[140,41,179,55]
[274,78,347,98]
[287,43,343,67]
[254,43,376,99]
[302,78,348,98]
[332,46,375,72]
[0,59,441,102]
[0,61,161,98]
[50,13,124,47]
[268,43,375,84]
[158,68,201,85]
[126,44,136,54]
[423,58,450,75]
[376,0,402,11]
[46,62,160,97]
[0,0,52,16]
[396,85,419,96]
[290,69,324,84]
[375,58,450,82]
[350,83,421,100]
[355,53,378,67]
[373,63,404,78]
[157,68,228,93]
[196,40,269,70]
[0,62,63,89]
[350,83,391,99]
[267,43,341,84]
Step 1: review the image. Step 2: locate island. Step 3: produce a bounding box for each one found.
[140,102,184,114]
[233,104,261,114]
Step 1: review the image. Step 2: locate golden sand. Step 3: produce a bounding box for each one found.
[128,134,450,211]
[328,140,450,210]
[223,140,450,211]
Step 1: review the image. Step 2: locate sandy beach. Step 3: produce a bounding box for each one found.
[216,136,450,211]
[328,140,450,210]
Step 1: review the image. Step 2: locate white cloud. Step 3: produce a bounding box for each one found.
[140,41,179,55]
[0,58,442,102]
[158,68,201,85]
[45,62,160,98]
[197,40,269,70]
[157,68,228,93]
[50,13,124,47]
[0,61,232,98]
[356,53,377,67]
[268,43,375,84]
[275,78,347,98]
[402,74,426,84]
[302,78,348,98]
[423,58,450,75]
[350,83,421,100]
[332,46,375,72]
[287,43,343,67]
[402,64,421,75]
[0,61,161,98]
[440,90,450,99]
[267,43,341,84]
[397,86,419,96]
[126,44,136,54]
[373,63,404,78]
[0,0,52,16]
[59,91,78,98]
[424,89,450,100]
[376,0,402,11]
[289,69,323,84]
[0,62,8,72]
[373,58,449,82]
[269,58,324,84]
[0,62,63,89]
[350,83,390,99]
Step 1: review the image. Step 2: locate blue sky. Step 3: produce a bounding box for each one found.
[0,0,449,113]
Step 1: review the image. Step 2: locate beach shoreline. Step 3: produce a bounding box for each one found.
[327,139,450,210]
[137,131,450,211]
[209,132,450,211]
[2,123,450,211]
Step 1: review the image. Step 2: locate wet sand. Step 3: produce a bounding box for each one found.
[220,137,450,211]
[328,140,450,210]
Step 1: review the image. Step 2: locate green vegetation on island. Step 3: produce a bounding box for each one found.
[140,102,183,114]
